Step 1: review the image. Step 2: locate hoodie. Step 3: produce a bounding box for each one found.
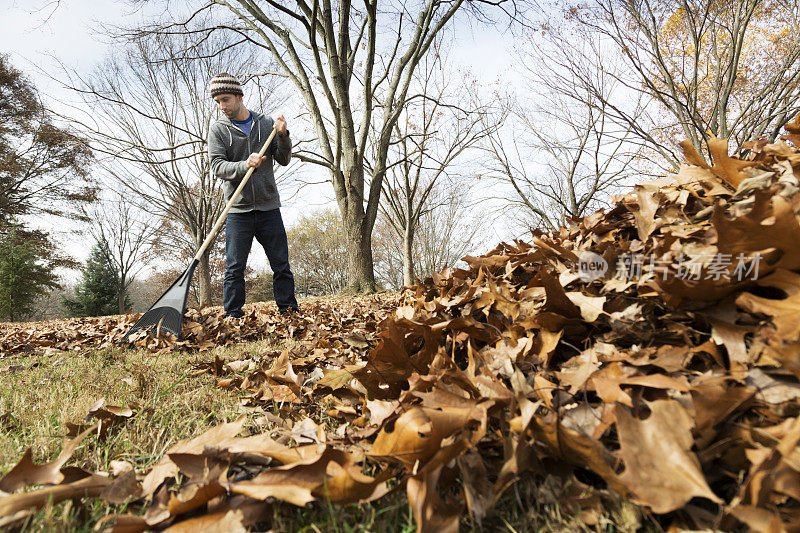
[208,111,292,213]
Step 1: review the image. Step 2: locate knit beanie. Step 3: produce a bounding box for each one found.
[209,73,244,98]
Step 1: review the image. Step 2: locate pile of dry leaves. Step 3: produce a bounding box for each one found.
[3,123,800,531]
[0,296,397,357]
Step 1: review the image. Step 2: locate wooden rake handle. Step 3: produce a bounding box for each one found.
[194,125,278,261]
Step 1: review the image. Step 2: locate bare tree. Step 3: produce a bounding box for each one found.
[133,0,527,293]
[481,42,640,231]
[374,181,483,289]
[54,30,285,305]
[562,0,800,164]
[378,44,496,286]
[84,192,154,313]
[412,182,484,281]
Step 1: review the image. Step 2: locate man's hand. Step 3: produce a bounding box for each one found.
[275,114,288,137]
[247,153,266,169]
[247,116,288,168]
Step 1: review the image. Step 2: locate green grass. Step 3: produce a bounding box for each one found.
[1,339,647,532]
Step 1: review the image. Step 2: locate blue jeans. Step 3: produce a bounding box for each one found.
[223,209,298,315]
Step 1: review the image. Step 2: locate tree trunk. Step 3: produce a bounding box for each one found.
[117,276,126,314]
[402,223,414,287]
[342,211,377,294]
[198,249,212,307]
[335,157,378,294]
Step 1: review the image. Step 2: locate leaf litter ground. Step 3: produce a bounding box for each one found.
[4,126,800,531]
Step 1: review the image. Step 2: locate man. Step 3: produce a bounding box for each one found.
[207,73,299,317]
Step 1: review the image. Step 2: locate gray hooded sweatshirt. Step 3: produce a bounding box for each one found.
[208,111,292,213]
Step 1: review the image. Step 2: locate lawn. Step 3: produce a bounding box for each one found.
[0,311,637,532]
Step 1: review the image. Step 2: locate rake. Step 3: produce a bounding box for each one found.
[122,125,277,341]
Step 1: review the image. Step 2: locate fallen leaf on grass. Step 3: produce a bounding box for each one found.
[407,465,460,533]
[0,413,19,433]
[163,508,247,533]
[615,400,721,513]
[0,474,111,518]
[365,399,399,427]
[141,417,246,496]
[66,398,136,439]
[369,406,480,470]
[0,424,97,492]
[316,368,356,391]
[100,469,142,505]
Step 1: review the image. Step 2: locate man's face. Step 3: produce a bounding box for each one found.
[213,94,243,118]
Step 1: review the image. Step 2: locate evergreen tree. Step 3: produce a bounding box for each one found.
[0,225,60,321]
[64,241,129,317]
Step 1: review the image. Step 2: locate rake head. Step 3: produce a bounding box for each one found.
[122,259,198,342]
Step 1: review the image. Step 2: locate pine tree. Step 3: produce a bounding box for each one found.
[64,241,129,317]
[0,225,60,321]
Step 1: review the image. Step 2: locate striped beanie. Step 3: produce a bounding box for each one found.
[209,73,244,98]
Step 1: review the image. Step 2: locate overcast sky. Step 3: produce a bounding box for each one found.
[1,0,519,276]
